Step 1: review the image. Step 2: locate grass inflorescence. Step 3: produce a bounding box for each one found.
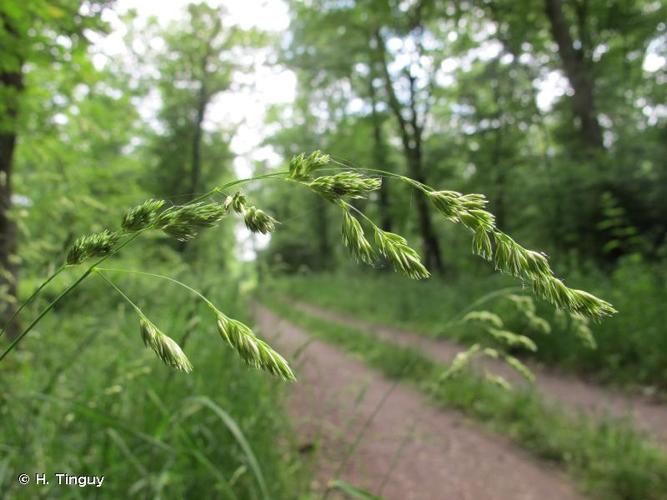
[289,152,615,322]
[2,151,615,384]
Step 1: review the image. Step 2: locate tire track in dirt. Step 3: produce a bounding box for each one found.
[255,304,583,500]
[289,300,667,446]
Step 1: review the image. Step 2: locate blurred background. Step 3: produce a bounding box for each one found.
[1,0,666,498]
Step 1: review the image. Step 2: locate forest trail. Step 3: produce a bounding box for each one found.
[289,300,667,446]
[255,304,582,500]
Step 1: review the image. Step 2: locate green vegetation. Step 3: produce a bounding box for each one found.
[2,0,665,497]
[267,265,667,390]
[1,272,308,498]
[262,296,667,500]
[258,0,667,393]
[1,2,310,497]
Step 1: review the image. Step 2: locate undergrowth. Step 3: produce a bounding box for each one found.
[267,262,667,391]
[0,269,309,499]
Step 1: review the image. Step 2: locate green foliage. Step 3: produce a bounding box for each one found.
[3,0,666,497]
[268,266,667,390]
[0,273,307,498]
[327,479,382,500]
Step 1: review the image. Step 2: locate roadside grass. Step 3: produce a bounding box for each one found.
[262,295,667,500]
[266,260,667,391]
[0,267,309,499]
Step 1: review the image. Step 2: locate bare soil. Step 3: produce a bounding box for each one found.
[290,301,667,446]
[255,304,582,500]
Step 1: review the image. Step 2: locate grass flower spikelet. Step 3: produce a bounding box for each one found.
[243,206,277,234]
[308,172,381,200]
[488,328,538,352]
[418,180,616,320]
[224,192,247,214]
[156,202,227,241]
[341,209,374,264]
[140,318,192,372]
[216,314,295,381]
[373,228,430,280]
[463,311,504,329]
[288,150,330,180]
[66,230,119,265]
[121,199,166,232]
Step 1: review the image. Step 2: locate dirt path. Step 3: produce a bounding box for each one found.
[255,304,582,500]
[290,301,667,445]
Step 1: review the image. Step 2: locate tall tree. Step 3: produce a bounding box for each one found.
[373,25,445,273]
[543,0,603,150]
[141,3,260,201]
[0,9,23,336]
[283,0,445,272]
[368,69,393,232]
[0,0,107,337]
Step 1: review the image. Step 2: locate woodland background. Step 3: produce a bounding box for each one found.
[1,0,666,498]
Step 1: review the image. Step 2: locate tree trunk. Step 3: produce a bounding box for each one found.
[490,63,506,229]
[178,83,208,254]
[368,74,393,232]
[544,0,603,150]
[374,30,444,273]
[406,145,444,273]
[191,84,207,198]
[0,65,22,339]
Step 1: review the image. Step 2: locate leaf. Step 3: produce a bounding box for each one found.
[182,396,269,500]
[327,479,383,499]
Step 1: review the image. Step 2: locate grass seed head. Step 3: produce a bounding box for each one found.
[472,228,493,260]
[66,230,119,265]
[216,314,295,381]
[373,228,430,280]
[463,311,504,329]
[308,172,381,200]
[121,199,166,232]
[243,206,277,234]
[140,318,192,373]
[421,178,614,321]
[569,289,617,321]
[504,354,535,382]
[341,210,375,264]
[156,202,227,241]
[426,190,463,220]
[288,150,330,180]
[488,328,537,352]
[441,344,481,380]
[486,373,512,391]
[224,192,247,214]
